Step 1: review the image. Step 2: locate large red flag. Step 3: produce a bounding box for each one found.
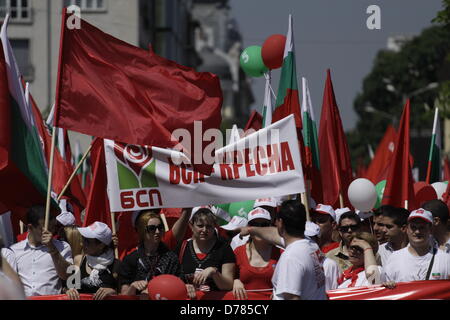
[365,125,397,184]
[381,100,417,210]
[54,10,222,175]
[318,70,353,208]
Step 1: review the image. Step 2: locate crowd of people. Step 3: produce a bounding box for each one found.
[0,196,450,300]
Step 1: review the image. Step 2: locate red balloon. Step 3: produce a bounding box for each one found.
[147,275,187,300]
[262,34,287,69]
[414,182,437,208]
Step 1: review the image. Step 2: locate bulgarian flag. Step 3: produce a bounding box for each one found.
[302,77,322,203]
[272,14,302,131]
[0,16,49,212]
[426,108,441,184]
[262,75,273,128]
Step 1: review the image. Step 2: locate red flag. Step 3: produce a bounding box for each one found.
[365,125,397,184]
[243,110,263,135]
[444,156,450,181]
[83,138,112,227]
[54,10,222,175]
[318,70,353,208]
[381,100,417,210]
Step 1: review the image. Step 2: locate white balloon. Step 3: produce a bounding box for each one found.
[348,178,377,211]
[431,182,447,200]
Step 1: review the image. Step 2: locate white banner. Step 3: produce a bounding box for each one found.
[104,115,305,212]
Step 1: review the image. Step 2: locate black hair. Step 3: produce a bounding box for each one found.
[338,211,361,227]
[276,200,306,237]
[378,205,408,227]
[26,205,46,227]
[422,200,449,224]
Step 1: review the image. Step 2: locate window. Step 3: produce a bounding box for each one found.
[10,39,34,81]
[64,0,107,12]
[0,0,32,22]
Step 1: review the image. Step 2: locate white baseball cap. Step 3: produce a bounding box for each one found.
[221,216,248,231]
[315,204,336,221]
[247,207,272,223]
[254,198,278,208]
[408,208,433,224]
[56,211,76,226]
[78,222,112,245]
[305,221,321,238]
[335,207,351,224]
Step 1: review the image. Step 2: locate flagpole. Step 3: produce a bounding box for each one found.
[161,213,169,232]
[110,211,119,259]
[339,192,344,208]
[57,144,93,201]
[404,200,408,210]
[44,127,57,230]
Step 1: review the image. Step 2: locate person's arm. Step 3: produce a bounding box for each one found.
[42,230,71,280]
[171,208,192,244]
[282,293,301,300]
[211,263,235,291]
[239,226,284,247]
[1,257,24,296]
[351,239,379,284]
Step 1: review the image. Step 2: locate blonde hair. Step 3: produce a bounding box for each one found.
[64,226,83,258]
[136,211,162,243]
[352,231,379,254]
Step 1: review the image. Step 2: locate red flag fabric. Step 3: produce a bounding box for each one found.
[444,156,450,181]
[54,11,222,175]
[381,100,417,210]
[318,70,353,208]
[29,94,85,225]
[243,110,263,135]
[365,125,397,184]
[82,138,112,227]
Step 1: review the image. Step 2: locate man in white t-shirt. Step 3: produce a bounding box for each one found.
[376,205,409,266]
[384,208,450,282]
[269,200,326,300]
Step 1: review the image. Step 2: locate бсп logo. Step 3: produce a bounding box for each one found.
[114,143,158,189]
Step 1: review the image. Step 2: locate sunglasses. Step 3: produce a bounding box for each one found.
[339,225,359,233]
[349,245,364,254]
[146,224,165,233]
[248,221,271,228]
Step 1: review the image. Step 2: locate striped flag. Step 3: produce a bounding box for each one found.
[302,77,322,203]
[272,14,302,131]
[426,108,441,184]
[0,16,49,212]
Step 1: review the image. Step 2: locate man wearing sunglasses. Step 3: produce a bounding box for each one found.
[326,211,362,273]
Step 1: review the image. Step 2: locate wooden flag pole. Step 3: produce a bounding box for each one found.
[161,213,169,232]
[110,211,119,259]
[339,192,344,209]
[301,192,311,222]
[44,127,58,230]
[57,144,93,201]
[404,200,408,210]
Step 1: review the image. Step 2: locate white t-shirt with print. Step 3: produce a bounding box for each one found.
[384,245,450,282]
[272,239,327,300]
[323,257,341,290]
[338,266,385,288]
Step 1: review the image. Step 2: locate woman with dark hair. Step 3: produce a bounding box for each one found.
[180,208,235,296]
[66,222,120,300]
[337,232,384,288]
[232,208,280,300]
[119,212,182,295]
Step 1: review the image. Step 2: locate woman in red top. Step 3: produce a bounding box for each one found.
[232,208,281,300]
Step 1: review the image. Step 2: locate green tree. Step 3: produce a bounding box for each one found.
[347,24,450,176]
